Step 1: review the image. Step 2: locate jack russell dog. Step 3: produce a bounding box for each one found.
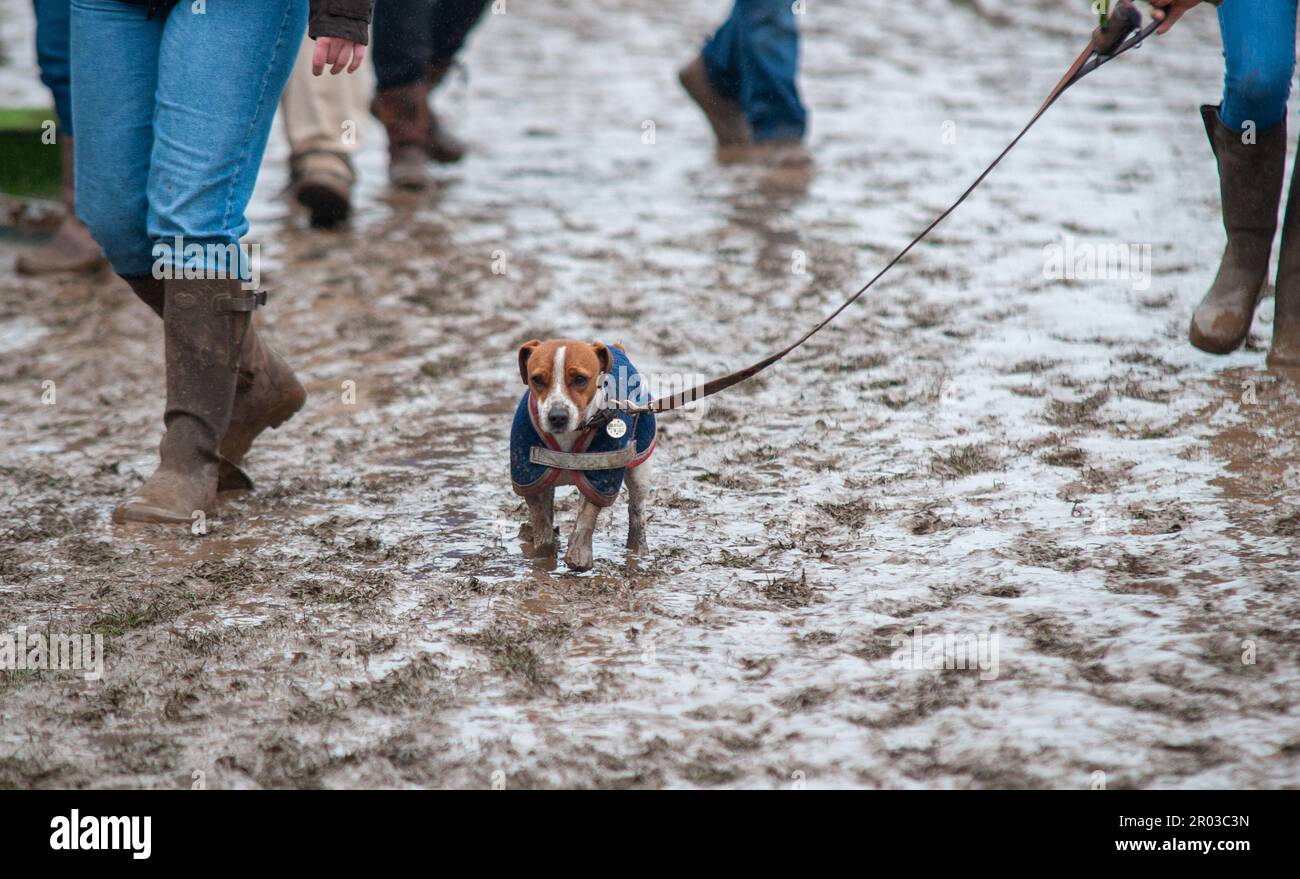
[511,339,657,571]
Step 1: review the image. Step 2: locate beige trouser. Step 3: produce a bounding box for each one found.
[279,32,374,162]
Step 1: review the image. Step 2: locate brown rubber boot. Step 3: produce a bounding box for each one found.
[1189,105,1287,354]
[678,56,752,150]
[113,278,253,524]
[15,137,107,276]
[121,273,164,317]
[372,81,432,189]
[221,321,307,478]
[1269,159,1300,370]
[117,273,306,493]
[291,151,354,228]
[425,63,468,164]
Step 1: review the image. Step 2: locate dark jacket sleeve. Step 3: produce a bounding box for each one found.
[308,0,373,45]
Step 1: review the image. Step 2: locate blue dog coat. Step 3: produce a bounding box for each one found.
[510,345,657,507]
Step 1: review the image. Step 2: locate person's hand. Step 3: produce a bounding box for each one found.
[1148,0,1206,34]
[312,37,366,76]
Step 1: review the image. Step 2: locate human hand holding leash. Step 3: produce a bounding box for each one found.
[1148,0,1218,34]
[312,37,366,76]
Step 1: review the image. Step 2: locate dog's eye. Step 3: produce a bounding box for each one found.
[530,375,546,388]
[570,375,589,388]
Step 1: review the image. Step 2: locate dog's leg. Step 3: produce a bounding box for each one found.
[524,488,557,556]
[624,463,649,553]
[563,499,601,571]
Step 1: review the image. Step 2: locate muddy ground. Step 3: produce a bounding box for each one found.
[1,0,1298,789]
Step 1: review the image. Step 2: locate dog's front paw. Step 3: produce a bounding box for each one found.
[563,542,593,572]
[626,532,648,554]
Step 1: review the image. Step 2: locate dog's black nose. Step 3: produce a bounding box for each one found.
[546,410,570,431]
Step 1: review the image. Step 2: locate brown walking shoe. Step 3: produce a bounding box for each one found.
[372,81,432,190]
[291,150,354,228]
[15,136,107,276]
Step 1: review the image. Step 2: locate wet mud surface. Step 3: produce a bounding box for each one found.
[1,0,1298,788]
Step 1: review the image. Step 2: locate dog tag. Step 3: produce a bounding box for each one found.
[605,418,627,439]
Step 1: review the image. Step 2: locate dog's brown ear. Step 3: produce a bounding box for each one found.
[518,339,542,384]
[590,342,612,374]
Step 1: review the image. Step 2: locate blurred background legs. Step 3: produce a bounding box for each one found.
[370,0,489,189]
[683,0,809,167]
[280,29,373,228]
[14,0,105,275]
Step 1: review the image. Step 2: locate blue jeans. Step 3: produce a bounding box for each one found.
[32,0,73,136]
[700,0,807,142]
[1218,0,1298,131]
[70,0,306,279]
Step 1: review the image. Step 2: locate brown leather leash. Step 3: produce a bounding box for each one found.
[585,3,1159,432]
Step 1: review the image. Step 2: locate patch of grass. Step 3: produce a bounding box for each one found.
[828,353,888,373]
[455,621,574,694]
[0,667,41,696]
[706,549,758,569]
[776,686,834,713]
[1117,351,1180,374]
[92,589,204,636]
[929,443,1002,479]
[908,506,970,535]
[982,583,1024,599]
[1118,379,1172,404]
[1040,446,1087,468]
[1045,390,1110,427]
[683,759,740,786]
[1275,511,1300,537]
[1006,358,1059,375]
[815,498,879,530]
[855,675,971,729]
[0,752,70,790]
[756,569,826,608]
[1021,614,1104,663]
[322,570,396,604]
[354,655,446,712]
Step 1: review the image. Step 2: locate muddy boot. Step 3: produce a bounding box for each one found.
[113,278,253,525]
[425,63,468,164]
[120,273,164,317]
[291,150,354,228]
[372,81,432,190]
[15,137,107,276]
[678,56,752,151]
[116,273,305,492]
[220,321,307,483]
[1189,106,1287,355]
[1268,160,1300,370]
